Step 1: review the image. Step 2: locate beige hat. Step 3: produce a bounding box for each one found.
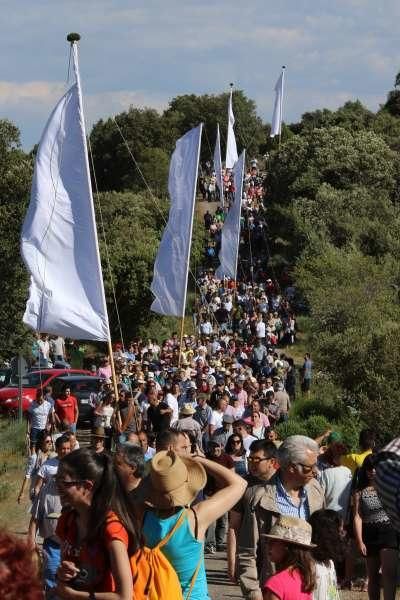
[145,451,207,509]
[91,427,108,439]
[180,403,196,416]
[262,515,316,548]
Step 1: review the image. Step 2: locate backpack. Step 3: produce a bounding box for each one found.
[130,508,202,600]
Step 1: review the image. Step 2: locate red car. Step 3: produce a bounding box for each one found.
[0,369,91,416]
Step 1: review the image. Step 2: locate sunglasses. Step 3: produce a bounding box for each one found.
[248,457,270,464]
[232,439,242,444]
[293,462,317,474]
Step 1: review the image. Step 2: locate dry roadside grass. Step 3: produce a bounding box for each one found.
[0,420,30,535]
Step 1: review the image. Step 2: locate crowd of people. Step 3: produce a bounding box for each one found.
[2,158,400,600]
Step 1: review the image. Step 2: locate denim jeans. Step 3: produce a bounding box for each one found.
[206,512,228,547]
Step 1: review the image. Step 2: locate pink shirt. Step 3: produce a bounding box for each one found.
[264,568,312,600]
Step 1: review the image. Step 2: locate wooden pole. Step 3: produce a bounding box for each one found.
[278,66,285,151]
[178,316,185,369]
[178,123,203,369]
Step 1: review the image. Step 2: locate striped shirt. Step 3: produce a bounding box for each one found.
[275,476,310,520]
[376,437,400,532]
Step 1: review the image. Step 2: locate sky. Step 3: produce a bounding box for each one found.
[1,0,399,149]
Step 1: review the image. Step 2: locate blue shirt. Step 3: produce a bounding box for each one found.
[275,477,310,520]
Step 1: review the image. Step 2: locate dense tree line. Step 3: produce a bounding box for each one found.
[265,74,400,443]
[2,74,400,442]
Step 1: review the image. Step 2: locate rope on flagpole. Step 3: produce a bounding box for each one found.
[112,116,224,336]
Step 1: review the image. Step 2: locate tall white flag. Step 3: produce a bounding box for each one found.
[151,124,203,317]
[21,44,109,340]
[215,150,245,280]
[213,124,224,205]
[225,89,238,168]
[270,69,285,138]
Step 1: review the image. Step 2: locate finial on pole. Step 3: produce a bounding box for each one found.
[282,65,286,70]
[229,82,234,88]
[67,32,81,44]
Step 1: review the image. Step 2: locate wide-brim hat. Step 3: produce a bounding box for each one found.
[144,451,207,509]
[180,403,196,416]
[262,515,316,548]
[92,427,108,439]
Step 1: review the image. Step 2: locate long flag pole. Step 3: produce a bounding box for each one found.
[279,66,285,149]
[68,34,120,404]
[178,123,203,367]
[234,150,246,282]
[225,83,238,169]
[270,66,286,149]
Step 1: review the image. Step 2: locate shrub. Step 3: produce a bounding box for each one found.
[304,415,331,439]
[276,418,308,440]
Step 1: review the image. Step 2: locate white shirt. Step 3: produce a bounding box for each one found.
[313,560,339,600]
[242,433,258,454]
[165,393,179,425]
[144,446,156,461]
[256,321,266,338]
[38,339,50,359]
[320,466,352,519]
[93,405,114,428]
[210,410,224,430]
[38,457,59,481]
[28,400,52,430]
[200,321,213,335]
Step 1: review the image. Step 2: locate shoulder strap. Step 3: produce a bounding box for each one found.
[190,506,199,540]
[155,509,187,550]
[185,548,203,600]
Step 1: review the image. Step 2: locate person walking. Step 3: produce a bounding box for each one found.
[140,449,247,600]
[237,435,324,599]
[353,454,398,600]
[55,448,138,599]
[54,385,79,433]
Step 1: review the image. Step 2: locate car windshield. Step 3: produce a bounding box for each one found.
[72,381,100,393]
[9,372,50,388]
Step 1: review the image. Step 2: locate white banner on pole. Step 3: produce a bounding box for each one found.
[21,44,109,340]
[270,69,285,138]
[215,150,245,280]
[225,89,238,168]
[151,124,203,317]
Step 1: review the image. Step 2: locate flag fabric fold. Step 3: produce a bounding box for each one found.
[213,124,224,206]
[225,90,238,168]
[21,44,109,340]
[270,70,285,138]
[215,150,245,280]
[151,124,203,317]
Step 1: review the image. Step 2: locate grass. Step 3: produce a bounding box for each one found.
[0,419,31,534]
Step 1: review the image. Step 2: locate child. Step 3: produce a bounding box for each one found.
[309,510,343,599]
[263,515,316,600]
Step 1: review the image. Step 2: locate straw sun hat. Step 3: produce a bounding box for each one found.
[262,516,316,549]
[145,451,207,509]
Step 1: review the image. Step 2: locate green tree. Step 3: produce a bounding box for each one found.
[295,245,400,442]
[164,90,265,163]
[95,191,205,341]
[89,107,173,193]
[0,120,34,359]
[292,101,375,135]
[383,71,400,117]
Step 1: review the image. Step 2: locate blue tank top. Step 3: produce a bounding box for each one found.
[142,508,210,600]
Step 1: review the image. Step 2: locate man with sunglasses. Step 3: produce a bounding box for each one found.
[236,435,324,600]
[228,440,279,582]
